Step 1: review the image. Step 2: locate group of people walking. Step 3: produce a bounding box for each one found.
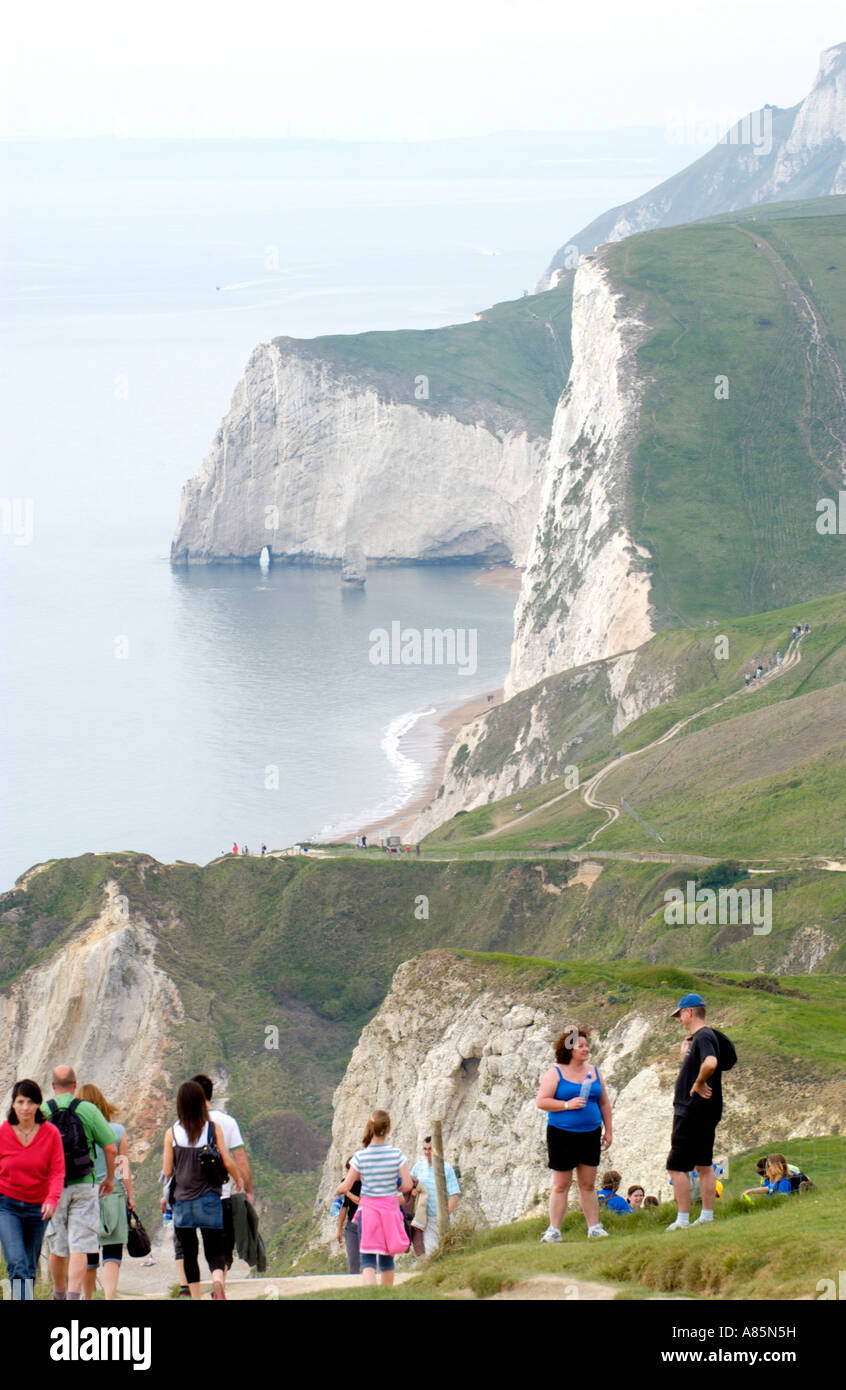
[0,1064,260,1301]
[0,1066,130,1300]
[537,992,736,1241]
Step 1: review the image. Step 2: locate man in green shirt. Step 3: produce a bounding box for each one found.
[40,1064,117,1300]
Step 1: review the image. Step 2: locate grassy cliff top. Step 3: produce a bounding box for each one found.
[271,278,574,437]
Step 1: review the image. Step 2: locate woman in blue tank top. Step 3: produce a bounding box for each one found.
[536,1025,613,1242]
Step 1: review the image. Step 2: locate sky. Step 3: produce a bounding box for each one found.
[2,0,843,142]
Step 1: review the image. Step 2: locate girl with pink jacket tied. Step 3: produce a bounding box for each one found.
[336,1109,411,1287]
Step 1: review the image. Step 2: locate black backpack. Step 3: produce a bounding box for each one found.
[710,1028,737,1072]
[47,1098,94,1185]
[788,1170,811,1191]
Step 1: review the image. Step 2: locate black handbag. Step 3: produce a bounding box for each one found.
[198,1120,227,1186]
[126,1207,152,1258]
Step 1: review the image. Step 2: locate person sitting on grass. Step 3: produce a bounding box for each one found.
[626,1184,645,1210]
[597,1170,633,1213]
[743,1154,796,1200]
[753,1155,810,1190]
[643,1196,659,1208]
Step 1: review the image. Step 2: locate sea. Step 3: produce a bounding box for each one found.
[0,133,689,888]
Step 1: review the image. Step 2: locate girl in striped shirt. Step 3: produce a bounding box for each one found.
[336,1110,411,1286]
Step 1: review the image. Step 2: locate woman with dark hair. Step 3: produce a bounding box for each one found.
[161,1081,241,1300]
[627,1184,646,1210]
[78,1084,136,1301]
[0,1080,65,1298]
[536,1025,613,1242]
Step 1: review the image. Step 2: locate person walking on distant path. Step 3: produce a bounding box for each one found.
[536,1026,613,1242]
[41,1065,117,1300]
[78,1084,135,1301]
[335,1109,411,1287]
[665,993,736,1231]
[0,1080,64,1299]
[232,843,238,856]
[410,1135,461,1255]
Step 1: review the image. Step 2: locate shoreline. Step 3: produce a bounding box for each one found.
[324,562,520,846]
[351,686,504,844]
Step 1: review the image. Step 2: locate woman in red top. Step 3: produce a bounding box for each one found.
[0,1079,65,1299]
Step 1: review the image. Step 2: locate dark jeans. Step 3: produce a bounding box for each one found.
[178,1226,227,1284]
[343,1218,361,1274]
[0,1192,47,1300]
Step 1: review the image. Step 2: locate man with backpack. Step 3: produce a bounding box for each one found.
[665,994,736,1231]
[40,1065,117,1299]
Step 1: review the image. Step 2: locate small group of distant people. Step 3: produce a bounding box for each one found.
[333,1113,461,1287]
[0,1066,132,1301]
[596,1171,658,1212]
[744,623,809,686]
[537,992,738,1241]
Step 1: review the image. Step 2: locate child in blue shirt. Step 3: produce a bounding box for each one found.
[597,1170,633,1213]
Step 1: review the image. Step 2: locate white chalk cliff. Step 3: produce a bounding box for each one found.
[506,257,654,696]
[315,953,841,1241]
[172,344,545,566]
[0,879,182,1159]
[540,42,846,284]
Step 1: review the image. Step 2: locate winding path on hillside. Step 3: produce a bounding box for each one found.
[473,632,804,850]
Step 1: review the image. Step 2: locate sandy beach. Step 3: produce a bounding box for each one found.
[332,564,521,846]
[354,687,504,843]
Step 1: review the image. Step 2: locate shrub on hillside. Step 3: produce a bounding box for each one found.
[250,1111,325,1172]
[698,860,746,890]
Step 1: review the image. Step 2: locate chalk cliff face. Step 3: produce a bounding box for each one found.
[171,344,545,566]
[315,953,841,1240]
[541,42,846,284]
[506,257,654,698]
[0,881,182,1158]
[759,42,846,199]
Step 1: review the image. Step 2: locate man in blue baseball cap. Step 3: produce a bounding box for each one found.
[665,994,736,1232]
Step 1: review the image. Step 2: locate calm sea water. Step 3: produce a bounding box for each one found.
[1,137,687,886]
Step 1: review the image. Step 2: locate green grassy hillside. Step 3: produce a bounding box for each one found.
[272,276,574,437]
[425,590,846,861]
[607,200,846,625]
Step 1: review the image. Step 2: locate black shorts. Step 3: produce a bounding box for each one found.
[547,1125,601,1171]
[666,1108,717,1171]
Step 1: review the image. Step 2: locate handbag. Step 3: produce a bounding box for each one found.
[126,1206,152,1258]
[197,1120,227,1186]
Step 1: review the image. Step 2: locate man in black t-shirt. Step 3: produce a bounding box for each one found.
[665,993,724,1232]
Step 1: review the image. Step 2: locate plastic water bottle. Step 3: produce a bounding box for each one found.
[579,1070,593,1101]
[330,1196,344,1218]
[163,1206,173,1227]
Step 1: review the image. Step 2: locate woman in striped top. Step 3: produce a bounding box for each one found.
[336,1109,412,1287]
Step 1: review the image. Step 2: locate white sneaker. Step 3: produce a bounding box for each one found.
[540,1226,563,1243]
[587,1224,609,1238]
[691,1213,714,1226]
[665,1218,690,1231]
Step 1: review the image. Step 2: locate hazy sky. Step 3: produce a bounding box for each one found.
[2,0,843,141]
